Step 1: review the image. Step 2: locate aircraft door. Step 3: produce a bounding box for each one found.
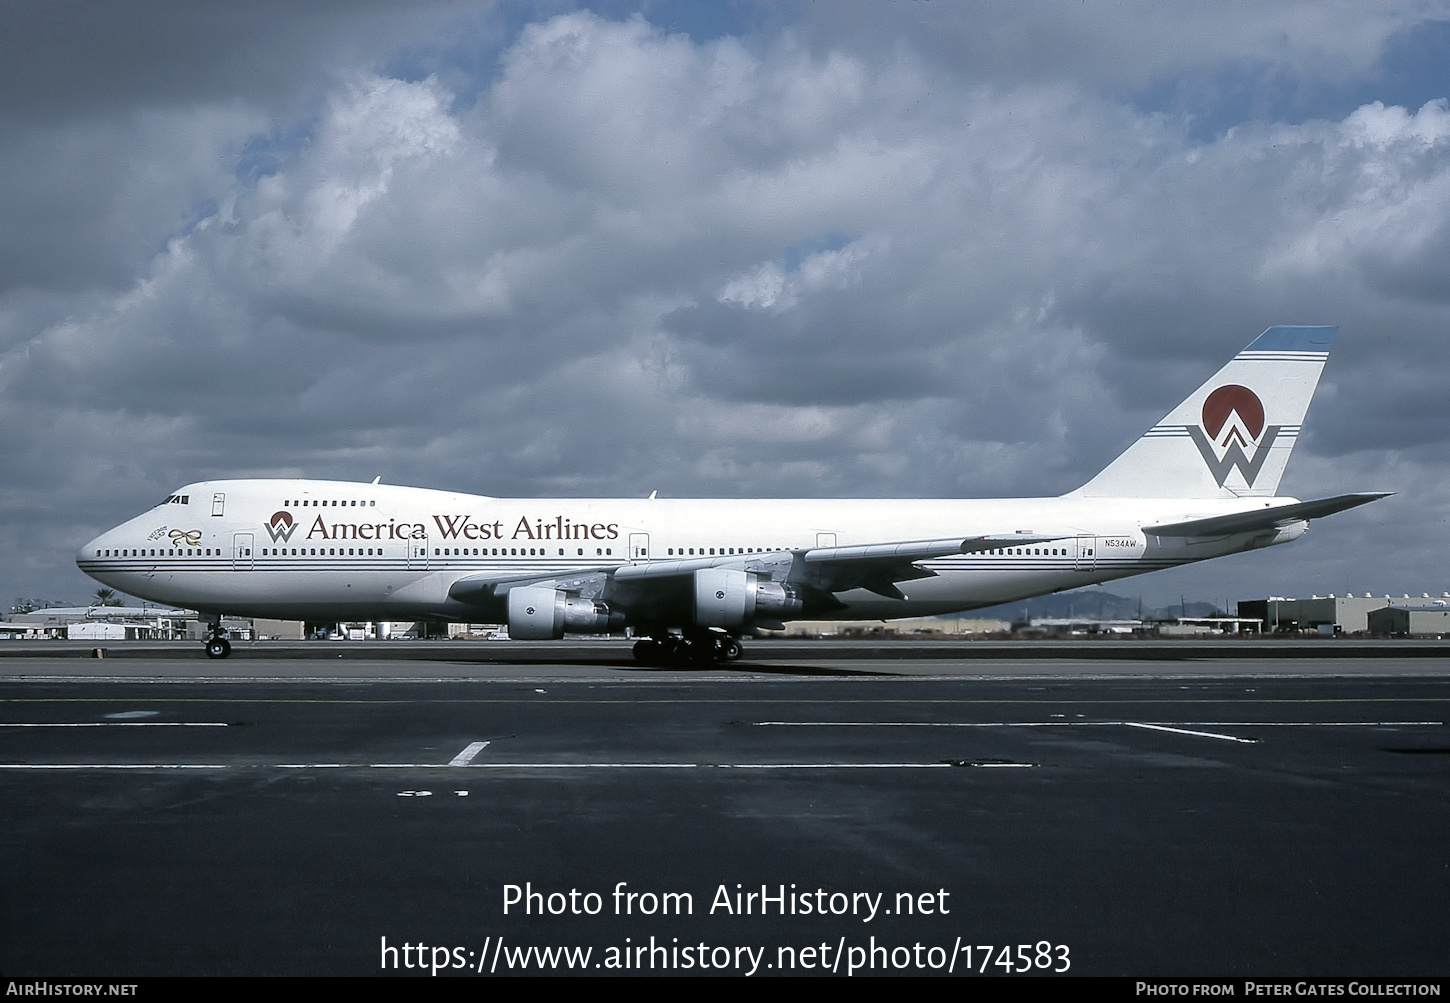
[232,533,254,570]
[212,493,226,517]
[407,531,430,570]
[629,533,650,561]
[1074,536,1096,572]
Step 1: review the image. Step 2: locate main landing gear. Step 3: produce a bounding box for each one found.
[632,630,744,666]
[201,614,231,659]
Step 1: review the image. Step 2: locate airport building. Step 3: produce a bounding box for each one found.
[1,606,434,643]
[1366,603,1450,636]
[1238,594,1450,634]
[762,616,1011,638]
[1,605,201,641]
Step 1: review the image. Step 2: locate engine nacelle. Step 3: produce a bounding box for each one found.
[754,579,805,620]
[692,569,803,628]
[507,586,621,639]
[1267,520,1308,546]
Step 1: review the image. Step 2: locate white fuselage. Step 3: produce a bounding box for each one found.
[78,478,1306,624]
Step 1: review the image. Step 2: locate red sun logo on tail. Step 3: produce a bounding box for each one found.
[1201,385,1264,445]
[1189,385,1280,488]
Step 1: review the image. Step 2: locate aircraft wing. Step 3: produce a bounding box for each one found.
[617,533,1071,600]
[1142,492,1390,538]
[447,569,611,604]
[450,532,1073,608]
[796,534,1070,598]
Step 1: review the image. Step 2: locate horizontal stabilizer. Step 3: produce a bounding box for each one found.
[1143,493,1390,537]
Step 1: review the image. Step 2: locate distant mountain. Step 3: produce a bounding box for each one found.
[965,589,1223,624]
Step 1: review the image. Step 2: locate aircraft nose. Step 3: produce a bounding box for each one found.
[77,530,110,569]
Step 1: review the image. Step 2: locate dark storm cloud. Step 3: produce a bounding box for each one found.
[0,1,470,121]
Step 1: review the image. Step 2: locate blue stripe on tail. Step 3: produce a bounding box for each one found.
[1244,325,1336,352]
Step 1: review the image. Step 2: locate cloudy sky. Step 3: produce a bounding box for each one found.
[4,0,1449,611]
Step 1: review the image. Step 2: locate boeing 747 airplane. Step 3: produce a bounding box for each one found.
[78,326,1386,661]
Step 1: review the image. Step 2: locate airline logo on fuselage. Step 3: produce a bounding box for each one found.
[264,511,298,543]
[1188,385,1280,487]
[263,510,620,542]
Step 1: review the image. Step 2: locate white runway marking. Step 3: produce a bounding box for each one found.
[448,741,489,766]
[0,761,971,770]
[0,764,229,770]
[9,719,1438,772]
[753,719,1444,745]
[714,763,953,769]
[0,722,229,728]
[756,720,1440,729]
[1165,721,1442,727]
[1122,722,1254,743]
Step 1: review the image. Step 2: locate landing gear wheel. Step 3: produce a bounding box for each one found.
[721,638,743,661]
[204,637,231,659]
[632,639,662,665]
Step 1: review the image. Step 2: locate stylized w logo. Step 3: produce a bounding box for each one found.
[1188,425,1281,488]
[264,511,297,543]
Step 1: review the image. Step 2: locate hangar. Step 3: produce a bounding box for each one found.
[1367,603,1450,636]
[1238,594,1450,634]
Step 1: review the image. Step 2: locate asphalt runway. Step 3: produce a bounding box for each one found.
[1,644,1447,977]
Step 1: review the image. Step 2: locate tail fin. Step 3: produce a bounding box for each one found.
[1071,326,1336,499]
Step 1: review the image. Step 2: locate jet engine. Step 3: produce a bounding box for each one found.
[692,568,803,628]
[507,585,622,639]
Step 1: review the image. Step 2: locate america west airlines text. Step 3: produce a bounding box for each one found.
[299,513,620,542]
